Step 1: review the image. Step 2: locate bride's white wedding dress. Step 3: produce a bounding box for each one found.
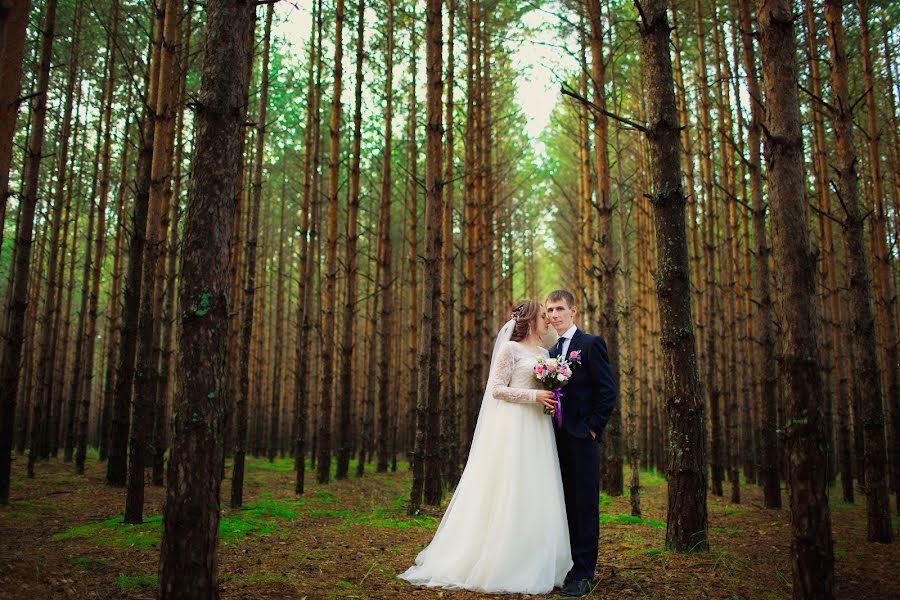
[399,324,572,594]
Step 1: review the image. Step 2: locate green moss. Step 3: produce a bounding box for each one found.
[645,548,663,556]
[116,574,157,589]
[220,498,302,543]
[53,515,163,549]
[719,508,747,517]
[712,527,744,534]
[599,514,665,528]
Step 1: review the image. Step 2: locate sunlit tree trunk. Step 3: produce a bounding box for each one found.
[318,0,346,484]
[374,0,395,475]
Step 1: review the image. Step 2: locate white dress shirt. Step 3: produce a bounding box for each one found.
[557,325,578,359]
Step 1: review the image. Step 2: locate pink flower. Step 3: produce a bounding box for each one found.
[569,350,582,363]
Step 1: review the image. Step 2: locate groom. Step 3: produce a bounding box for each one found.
[546,290,617,597]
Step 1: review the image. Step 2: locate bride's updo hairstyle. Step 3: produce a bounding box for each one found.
[509,300,542,342]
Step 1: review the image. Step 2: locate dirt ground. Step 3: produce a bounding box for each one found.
[0,452,897,599]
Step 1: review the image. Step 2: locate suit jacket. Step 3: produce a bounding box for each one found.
[550,328,617,443]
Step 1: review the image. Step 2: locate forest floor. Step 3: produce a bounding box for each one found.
[0,452,898,599]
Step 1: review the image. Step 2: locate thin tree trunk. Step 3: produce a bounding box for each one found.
[231,8,268,508]
[294,0,322,494]
[824,0,892,544]
[759,0,835,594]
[739,0,780,508]
[410,0,444,513]
[0,0,30,222]
[337,0,365,480]
[2,0,57,495]
[375,0,395,475]
[318,0,346,485]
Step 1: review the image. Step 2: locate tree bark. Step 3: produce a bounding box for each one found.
[739,0,780,508]
[759,0,835,594]
[375,0,395,475]
[337,0,365,481]
[824,0,892,543]
[635,0,708,553]
[1,0,57,500]
[318,0,345,485]
[410,0,444,513]
[157,0,254,596]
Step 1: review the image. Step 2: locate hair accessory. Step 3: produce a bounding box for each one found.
[511,305,524,322]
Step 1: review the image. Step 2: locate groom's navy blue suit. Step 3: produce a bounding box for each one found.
[551,328,617,583]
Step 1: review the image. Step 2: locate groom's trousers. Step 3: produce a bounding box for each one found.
[556,430,600,581]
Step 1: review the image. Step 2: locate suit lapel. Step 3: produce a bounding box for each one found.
[567,328,584,358]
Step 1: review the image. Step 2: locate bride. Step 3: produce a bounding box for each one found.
[399,300,573,594]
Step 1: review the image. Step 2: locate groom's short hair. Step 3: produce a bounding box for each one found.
[546,290,576,308]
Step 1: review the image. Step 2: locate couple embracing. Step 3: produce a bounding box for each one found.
[400,290,618,597]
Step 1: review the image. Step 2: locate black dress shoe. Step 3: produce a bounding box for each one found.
[561,578,592,597]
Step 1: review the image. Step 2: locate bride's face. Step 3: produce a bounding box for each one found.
[533,308,549,338]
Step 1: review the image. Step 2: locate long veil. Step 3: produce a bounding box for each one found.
[467,318,515,458]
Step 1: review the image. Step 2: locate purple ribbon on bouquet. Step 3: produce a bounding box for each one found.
[552,388,563,428]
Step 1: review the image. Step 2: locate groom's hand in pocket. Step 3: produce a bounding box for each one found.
[535,390,556,410]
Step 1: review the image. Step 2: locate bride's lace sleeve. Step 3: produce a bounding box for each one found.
[488,342,537,404]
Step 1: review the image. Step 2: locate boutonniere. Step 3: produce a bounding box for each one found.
[568,350,582,365]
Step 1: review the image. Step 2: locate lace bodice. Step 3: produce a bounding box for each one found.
[488,341,548,404]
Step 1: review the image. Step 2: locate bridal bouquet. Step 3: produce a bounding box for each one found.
[533,357,574,428]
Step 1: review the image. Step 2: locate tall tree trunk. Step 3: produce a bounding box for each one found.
[231,7,268,508]
[1,0,57,499]
[739,0,780,508]
[375,0,395,475]
[759,0,835,594]
[337,0,365,481]
[824,0,892,544]
[0,0,30,224]
[318,0,345,485]
[635,0,708,553]
[32,0,83,470]
[108,17,160,488]
[126,0,181,523]
[76,0,118,473]
[441,0,459,489]
[294,0,322,494]
[585,0,623,497]
[858,0,899,523]
[410,0,444,513]
[158,0,254,594]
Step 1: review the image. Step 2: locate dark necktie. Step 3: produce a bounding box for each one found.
[554,337,566,358]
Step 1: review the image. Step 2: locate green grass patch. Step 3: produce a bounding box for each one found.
[835,549,847,558]
[832,503,852,511]
[854,551,865,558]
[645,548,663,556]
[719,508,748,517]
[712,527,744,534]
[53,515,163,549]
[220,498,302,544]
[247,457,295,473]
[600,495,616,507]
[116,574,157,589]
[599,514,666,528]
